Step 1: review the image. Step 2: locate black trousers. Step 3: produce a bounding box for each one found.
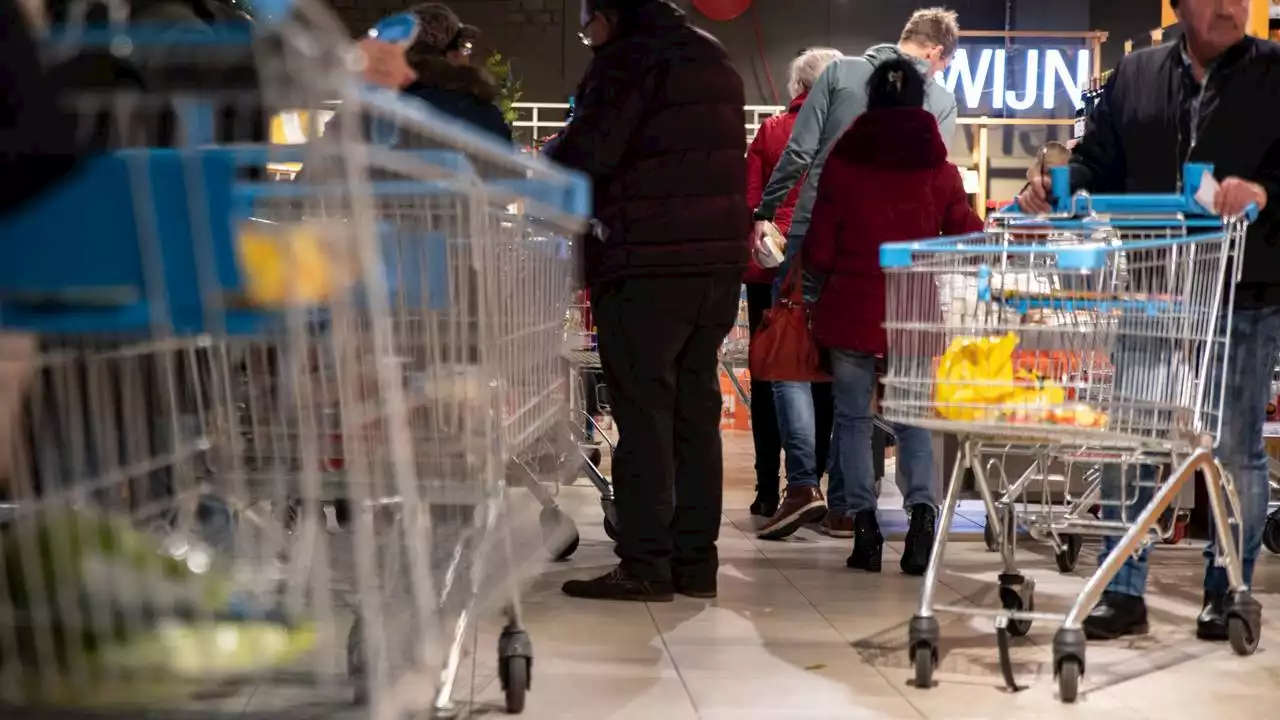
[744,282,834,496]
[591,274,740,582]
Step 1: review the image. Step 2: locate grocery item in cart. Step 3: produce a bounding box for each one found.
[934,333,1106,428]
[0,508,315,706]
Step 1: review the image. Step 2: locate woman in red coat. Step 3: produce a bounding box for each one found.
[804,58,982,575]
[744,47,841,525]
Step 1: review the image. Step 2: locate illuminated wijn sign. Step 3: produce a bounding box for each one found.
[935,47,1091,113]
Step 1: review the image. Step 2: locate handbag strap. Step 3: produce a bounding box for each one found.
[778,260,806,305]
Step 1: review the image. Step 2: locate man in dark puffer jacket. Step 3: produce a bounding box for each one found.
[550,0,748,602]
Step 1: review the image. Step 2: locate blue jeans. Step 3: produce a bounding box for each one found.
[1101,308,1280,597]
[771,260,845,511]
[830,350,935,514]
[773,380,844,514]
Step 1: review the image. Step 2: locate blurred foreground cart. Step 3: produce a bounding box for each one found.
[0,6,587,719]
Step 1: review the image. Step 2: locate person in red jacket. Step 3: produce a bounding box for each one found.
[804,58,982,575]
[744,47,842,532]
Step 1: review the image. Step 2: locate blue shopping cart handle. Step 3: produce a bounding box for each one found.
[1042,163,1262,222]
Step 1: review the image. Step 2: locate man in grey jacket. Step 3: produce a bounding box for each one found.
[749,8,960,574]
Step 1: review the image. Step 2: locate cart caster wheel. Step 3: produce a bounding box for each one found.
[555,531,580,561]
[1263,512,1280,555]
[540,506,579,561]
[601,499,619,541]
[998,578,1034,637]
[911,644,935,688]
[1057,657,1082,704]
[347,618,367,705]
[498,628,532,715]
[332,499,352,530]
[1055,534,1083,573]
[1228,615,1261,657]
[500,655,530,714]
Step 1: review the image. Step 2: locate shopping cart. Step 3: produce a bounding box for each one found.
[881,163,1262,703]
[554,292,619,540]
[1263,361,1280,554]
[0,8,586,719]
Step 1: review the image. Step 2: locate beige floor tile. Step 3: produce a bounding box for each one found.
[684,670,923,719]
[231,432,1280,717]
[472,676,699,720]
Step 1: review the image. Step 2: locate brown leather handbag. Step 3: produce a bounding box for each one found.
[749,261,831,382]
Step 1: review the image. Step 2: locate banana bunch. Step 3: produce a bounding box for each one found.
[0,508,316,708]
[935,333,1069,423]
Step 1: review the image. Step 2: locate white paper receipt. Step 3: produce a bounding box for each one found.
[1195,170,1220,214]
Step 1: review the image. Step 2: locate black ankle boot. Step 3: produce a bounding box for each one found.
[1196,591,1228,641]
[750,490,779,518]
[901,504,936,576]
[846,510,883,572]
[1083,591,1149,640]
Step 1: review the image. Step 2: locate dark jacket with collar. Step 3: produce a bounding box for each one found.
[547,0,748,286]
[1070,36,1280,302]
[402,57,513,143]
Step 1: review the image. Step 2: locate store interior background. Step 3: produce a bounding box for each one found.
[325,0,1171,206]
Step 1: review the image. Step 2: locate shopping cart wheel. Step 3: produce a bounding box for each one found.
[602,499,620,541]
[540,506,580,561]
[1057,658,1082,703]
[908,615,939,689]
[498,628,533,714]
[912,645,934,689]
[1225,591,1262,657]
[332,499,352,530]
[1263,511,1280,554]
[1055,535,1083,573]
[998,575,1034,637]
[347,617,367,705]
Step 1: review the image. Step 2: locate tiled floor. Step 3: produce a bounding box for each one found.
[458,430,1280,719]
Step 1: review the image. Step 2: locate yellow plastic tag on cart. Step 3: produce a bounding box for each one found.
[237,222,348,306]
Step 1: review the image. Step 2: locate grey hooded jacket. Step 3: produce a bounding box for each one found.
[756,43,958,252]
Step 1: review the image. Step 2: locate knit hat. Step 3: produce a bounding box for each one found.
[401,3,478,55]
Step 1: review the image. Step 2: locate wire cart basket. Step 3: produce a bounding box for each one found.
[0,5,587,719]
[880,164,1262,703]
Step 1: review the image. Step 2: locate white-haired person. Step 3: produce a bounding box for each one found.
[745,47,844,536]
[750,10,961,574]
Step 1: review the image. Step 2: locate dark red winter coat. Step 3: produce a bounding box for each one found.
[744,92,807,284]
[804,107,982,355]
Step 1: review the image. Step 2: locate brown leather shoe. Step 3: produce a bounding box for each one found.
[819,510,854,538]
[757,485,827,540]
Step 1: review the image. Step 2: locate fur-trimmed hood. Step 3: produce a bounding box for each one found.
[405,56,500,104]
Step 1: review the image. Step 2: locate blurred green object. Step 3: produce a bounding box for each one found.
[1,507,230,618]
[0,508,318,707]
